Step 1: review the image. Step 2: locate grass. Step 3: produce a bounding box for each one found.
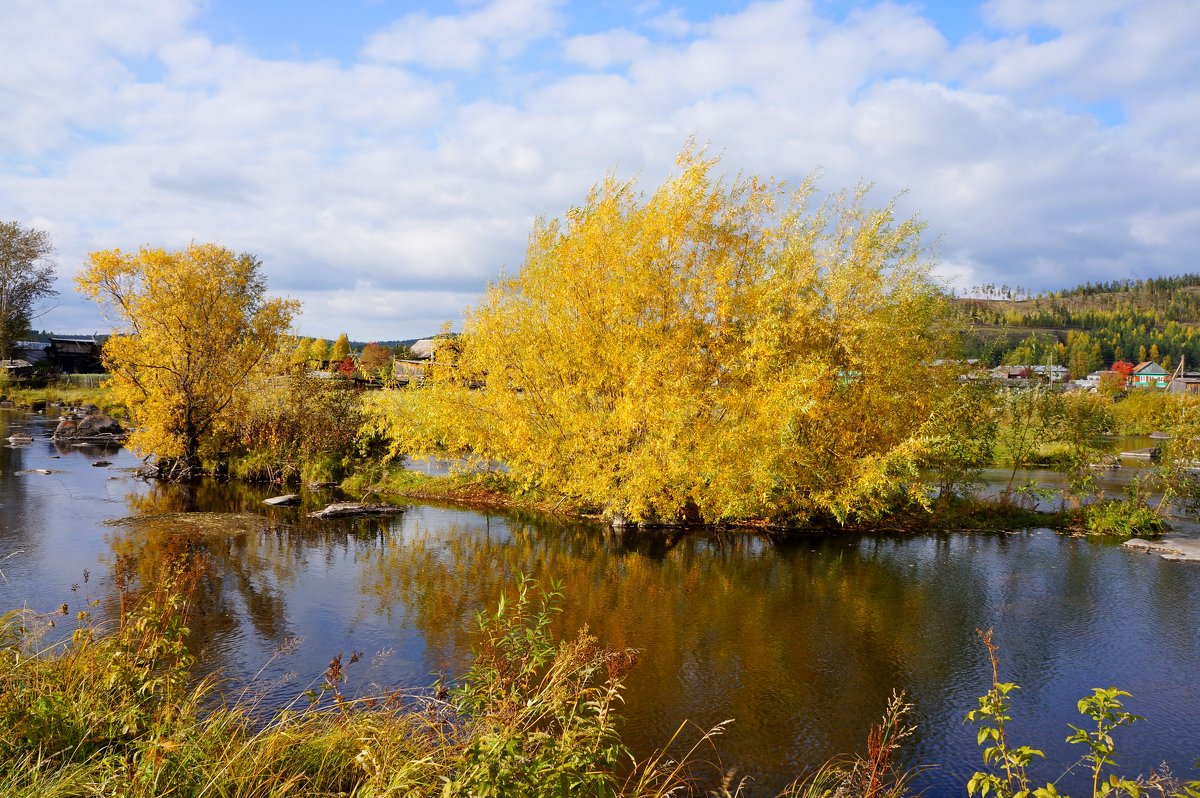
[0,380,122,417]
[0,556,728,797]
[1082,496,1170,537]
[4,551,1198,797]
[342,461,596,518]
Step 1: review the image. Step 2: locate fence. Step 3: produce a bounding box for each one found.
[55,374,108,389]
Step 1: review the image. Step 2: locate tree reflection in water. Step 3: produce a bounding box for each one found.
[98,484,1200,798]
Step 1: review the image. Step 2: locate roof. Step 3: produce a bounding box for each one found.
[1133,361,1169,375]
[409,339,435,359]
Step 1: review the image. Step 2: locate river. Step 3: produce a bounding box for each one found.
[2,407,1198,796]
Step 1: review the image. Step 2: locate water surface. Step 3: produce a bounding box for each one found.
[2,407,1198,796]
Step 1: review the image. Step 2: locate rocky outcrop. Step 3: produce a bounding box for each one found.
[1124,536,1200,562]
[53,412,126,443]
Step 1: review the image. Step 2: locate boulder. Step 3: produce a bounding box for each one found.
[53,413,126,441]
[263,494,302,507]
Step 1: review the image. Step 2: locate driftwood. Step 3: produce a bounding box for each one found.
[307,502,405,519]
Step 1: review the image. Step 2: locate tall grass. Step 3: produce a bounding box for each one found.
[0,556,735,797]
[0,380,121,415]
[0,548,922,797]
[13,553,1192,797]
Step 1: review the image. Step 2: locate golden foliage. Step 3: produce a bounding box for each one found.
[331,332,351,363]
[76,243,298,469]
[364,148,960,524]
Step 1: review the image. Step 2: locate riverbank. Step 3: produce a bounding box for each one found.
[6,405,1200,797]
[0,382,121,416]
[0,567,692,798]
[4,556,1197,798]
[341,462,1081,534]
[0,383,1179,538]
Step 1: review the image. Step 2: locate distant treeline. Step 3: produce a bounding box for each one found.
[960,274,1200,373]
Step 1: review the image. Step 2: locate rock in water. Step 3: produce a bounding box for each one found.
[307,502,405,519]
[263,494,302,506]
[53,413,126,441]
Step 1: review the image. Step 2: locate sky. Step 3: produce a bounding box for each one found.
[2,0,1198,341]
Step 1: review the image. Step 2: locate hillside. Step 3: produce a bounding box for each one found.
[956,274,1200,376]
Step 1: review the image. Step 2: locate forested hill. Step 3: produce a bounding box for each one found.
[956,274,1200,376]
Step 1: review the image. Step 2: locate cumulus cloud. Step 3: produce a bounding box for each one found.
[563,30,650,68]
[363,0,564,70]
[1,0,1198,339]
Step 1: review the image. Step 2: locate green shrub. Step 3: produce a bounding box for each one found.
[966,629,1200,798]
[1083,497,1168,537]
[219,371,366,482]
[1111,391,1200,436]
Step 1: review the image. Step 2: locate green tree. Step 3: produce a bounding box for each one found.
[365,147,962,525]
[0,221,57,360]
[1068,334,1103,380]
[1003,333,1059,368]
[995,385,1062,496]
[76,243,298,476]
[1052,392,1113,507]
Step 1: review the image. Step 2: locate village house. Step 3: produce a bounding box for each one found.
[12,341,51,365]
[0,359,35,380]
[1129,361,1170,388]
[988,364,1069,384]
[47,338,103,373]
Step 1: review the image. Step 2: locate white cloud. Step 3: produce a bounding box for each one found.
[563,30,650,68]
[959,0,1200,101]
[0,0,199,155]
[982,0,1137,32]
[363,0,564,70]
[1,0,1198,339]
[645,8,691,38]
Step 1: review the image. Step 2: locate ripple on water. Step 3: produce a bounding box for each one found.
[3,407,1200,798]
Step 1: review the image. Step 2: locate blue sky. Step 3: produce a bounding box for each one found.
[2,0,1198,339]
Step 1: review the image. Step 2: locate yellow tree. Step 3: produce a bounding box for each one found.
[331,332,351,363]
[310,338,330,366]
[77,243,298,476]
[290,336,313,368]
[365,147,961,525]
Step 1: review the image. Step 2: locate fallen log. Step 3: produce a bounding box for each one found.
[307,502,405,519]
